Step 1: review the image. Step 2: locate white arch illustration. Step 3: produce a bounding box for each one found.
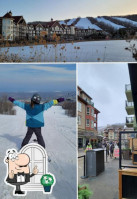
[20,143,48,192]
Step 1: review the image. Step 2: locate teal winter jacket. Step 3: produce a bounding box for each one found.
[13,100,56,127]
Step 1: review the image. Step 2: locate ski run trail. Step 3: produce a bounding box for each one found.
[0,106,77,199]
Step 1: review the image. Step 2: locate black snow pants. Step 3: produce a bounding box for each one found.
[21,127,45,148]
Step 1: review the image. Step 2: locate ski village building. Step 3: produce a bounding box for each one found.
[0,11,27,41]
[78,86,100,148]
[1,11,137,41]
[0,11,106,41]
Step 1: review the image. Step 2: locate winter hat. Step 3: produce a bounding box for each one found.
[31,93,41,104]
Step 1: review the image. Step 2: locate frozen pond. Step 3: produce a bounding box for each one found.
[0,39,137,62]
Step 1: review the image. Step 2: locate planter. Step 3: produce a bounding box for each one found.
[78,185,93,199]
[43,185,51,192]
[41,174,55,193]
[122,149,131,160]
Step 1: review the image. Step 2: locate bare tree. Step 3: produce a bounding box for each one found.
[0,95,16,115]
[62,101,76,117]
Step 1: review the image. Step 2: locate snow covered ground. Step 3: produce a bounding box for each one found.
[75,18,101,30]
[96,17,125,30]
[1,39,136,62]
[0,106,77,199]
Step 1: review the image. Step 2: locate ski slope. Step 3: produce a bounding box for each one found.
[59,18,77,26]
[96,17,125,30]
[67,18,77,25]
[75,17,102,30]
[113,17,137,27]
[0,106,77,199]
[59,20,66,25]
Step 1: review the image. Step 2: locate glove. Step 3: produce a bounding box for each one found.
[8,97,15,103]
[57,98,64,103]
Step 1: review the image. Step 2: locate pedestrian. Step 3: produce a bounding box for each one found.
[98,141,102,148]
[85,143,92,151]
[106,143,109,156]
[110,142,114,158]
[8,93,64,149]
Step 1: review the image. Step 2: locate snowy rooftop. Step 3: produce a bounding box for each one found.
[75,17,102,30]
[96,17,125,30]
[112,17,137,27]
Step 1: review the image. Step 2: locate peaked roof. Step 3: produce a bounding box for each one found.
[28,20,62,28]
[3,12,14,19]
[2,12,26,24]
[12,16,22,23]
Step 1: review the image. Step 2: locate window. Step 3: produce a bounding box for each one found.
[78,115,81,125]
[86,107,90,115]
[86,119,90,127]
[91,109,94,116]
[78,102,82,112]
[91,120,94,128]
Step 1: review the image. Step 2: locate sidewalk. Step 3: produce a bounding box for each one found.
[78,149,119,199]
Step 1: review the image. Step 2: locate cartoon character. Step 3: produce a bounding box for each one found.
[4,149,38,196]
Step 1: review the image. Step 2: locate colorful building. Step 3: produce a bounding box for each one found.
[78,86,100,148]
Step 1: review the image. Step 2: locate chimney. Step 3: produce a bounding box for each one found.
[9,11,12,16]
[51,18,53,22]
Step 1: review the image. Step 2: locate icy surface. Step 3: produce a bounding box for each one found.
[75,17,102,30]
[96,17,125,30]
[0,106,76,199]
[113,17,137,27]
[1,40,136,62]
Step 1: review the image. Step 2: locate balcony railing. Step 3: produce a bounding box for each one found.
[126,117,134,124]
[125,84,131,91]
[126,101,134,107]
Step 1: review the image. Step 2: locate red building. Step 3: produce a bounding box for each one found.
[78,86,100,148]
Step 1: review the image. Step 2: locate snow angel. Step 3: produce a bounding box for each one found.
[8,94,64,149]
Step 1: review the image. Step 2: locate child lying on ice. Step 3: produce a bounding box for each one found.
[8,93,64,149]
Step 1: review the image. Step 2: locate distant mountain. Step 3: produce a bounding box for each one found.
[0,91,76,102]
[29,14,137,34]
[98,123,125,133]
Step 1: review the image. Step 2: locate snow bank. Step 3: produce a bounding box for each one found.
[96,17,125,30]
[113,17,137,27]
[75,17,102,30]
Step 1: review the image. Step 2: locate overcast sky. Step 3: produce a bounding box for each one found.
[78,63,130,127]
[1,0,137,22]
[0,64,76,92]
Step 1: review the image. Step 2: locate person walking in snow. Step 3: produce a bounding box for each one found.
[8,94,64,149]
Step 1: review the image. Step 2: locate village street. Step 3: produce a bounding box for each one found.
[78,149,119,199]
